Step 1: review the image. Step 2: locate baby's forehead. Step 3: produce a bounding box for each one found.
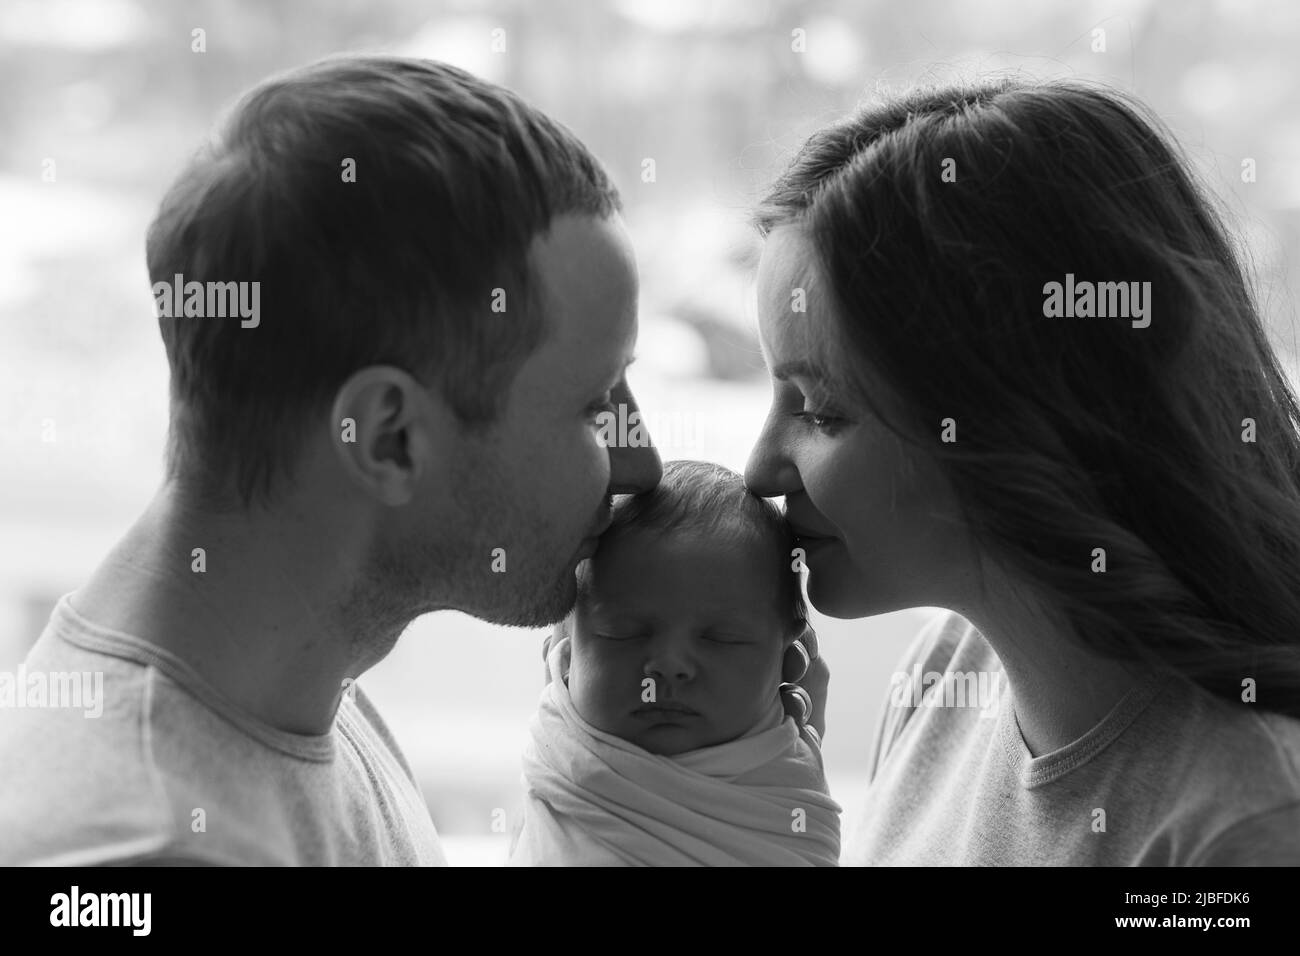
[578,525,789,610]
[590,521,782,572]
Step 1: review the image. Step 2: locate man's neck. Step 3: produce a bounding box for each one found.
[70,483,396,735]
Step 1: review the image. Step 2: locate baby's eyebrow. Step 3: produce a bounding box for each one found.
[584,604,648,626]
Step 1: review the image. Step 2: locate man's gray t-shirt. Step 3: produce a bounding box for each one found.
[0,596,447,865]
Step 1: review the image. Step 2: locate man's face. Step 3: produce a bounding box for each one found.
[567,529,792,756]
[419,213,663,627]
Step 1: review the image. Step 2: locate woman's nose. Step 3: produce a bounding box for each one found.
[744,413,800,499]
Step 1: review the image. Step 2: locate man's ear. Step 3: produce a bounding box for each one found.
[328,365,450,506]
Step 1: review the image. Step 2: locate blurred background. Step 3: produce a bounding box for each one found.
[2,0,1298,864]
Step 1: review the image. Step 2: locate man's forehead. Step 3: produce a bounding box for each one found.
[531,213,637,303]
[530,213,638,354]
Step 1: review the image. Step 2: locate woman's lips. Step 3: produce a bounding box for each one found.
[787,518,838,541]
[792,528,838,547]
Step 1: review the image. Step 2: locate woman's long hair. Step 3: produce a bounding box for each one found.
[755,78,1300,718]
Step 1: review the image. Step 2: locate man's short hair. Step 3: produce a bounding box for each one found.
[147,55,621,505]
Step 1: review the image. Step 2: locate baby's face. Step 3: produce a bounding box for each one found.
[566,528,794,756]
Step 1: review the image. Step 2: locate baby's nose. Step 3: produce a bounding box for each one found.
[643,648,694,682]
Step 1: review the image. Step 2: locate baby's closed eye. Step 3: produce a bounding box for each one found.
[701,631,756,645]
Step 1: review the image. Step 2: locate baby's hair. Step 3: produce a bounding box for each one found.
[587,459,808,635]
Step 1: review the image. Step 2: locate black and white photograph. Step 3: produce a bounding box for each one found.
[0,0,1296,928]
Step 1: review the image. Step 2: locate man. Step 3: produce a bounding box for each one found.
[0,55,661,865]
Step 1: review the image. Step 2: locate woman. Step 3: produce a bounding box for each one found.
[744,78,1300,864]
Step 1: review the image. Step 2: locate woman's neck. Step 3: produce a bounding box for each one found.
[950,564,1151,757]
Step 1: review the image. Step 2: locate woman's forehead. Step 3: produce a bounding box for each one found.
[758,226,819,302]
[757,227,830,368]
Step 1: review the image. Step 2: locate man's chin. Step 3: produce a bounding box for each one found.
[478,566,579,629]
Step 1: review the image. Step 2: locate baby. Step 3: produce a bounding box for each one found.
[509,460,841,866]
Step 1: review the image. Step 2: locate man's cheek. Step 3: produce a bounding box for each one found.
[578,424,612,476]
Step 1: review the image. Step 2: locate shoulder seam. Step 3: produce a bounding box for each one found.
[139,666,184,847]
[1189,798,1300,865]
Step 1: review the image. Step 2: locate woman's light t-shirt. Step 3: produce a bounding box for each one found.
[847,612,1300,865]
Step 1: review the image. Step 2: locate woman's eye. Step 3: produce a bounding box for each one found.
[792,409,845,432]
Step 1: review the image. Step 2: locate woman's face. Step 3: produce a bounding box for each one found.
[745,226,978,618]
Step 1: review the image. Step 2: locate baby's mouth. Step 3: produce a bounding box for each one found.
[633,701,700,719]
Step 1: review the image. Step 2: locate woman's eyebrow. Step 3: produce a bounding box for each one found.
[772,360,827,383]
[595,354,637,392]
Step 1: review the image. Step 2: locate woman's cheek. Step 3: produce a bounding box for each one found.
[805,444,870,539]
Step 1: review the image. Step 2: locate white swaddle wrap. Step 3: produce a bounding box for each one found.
[509,645,841,866]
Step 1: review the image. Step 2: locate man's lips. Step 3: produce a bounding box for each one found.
[576,516,614,557]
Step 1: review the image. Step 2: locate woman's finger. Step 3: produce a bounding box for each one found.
[780,683,813,726]
[802,655,829,739]
[783,639,811,682]
[799,623,819,661]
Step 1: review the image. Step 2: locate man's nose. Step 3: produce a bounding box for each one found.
[607,379,663,495]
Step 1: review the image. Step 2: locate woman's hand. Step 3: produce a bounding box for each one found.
[781,624,828,742]
[541,621,572,685]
